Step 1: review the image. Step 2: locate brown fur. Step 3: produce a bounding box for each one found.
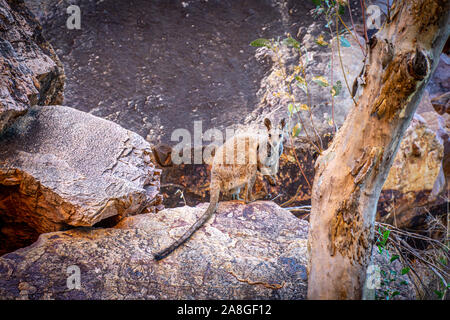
[154,118,285,261]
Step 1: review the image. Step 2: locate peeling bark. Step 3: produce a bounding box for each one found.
[307,0,450,300]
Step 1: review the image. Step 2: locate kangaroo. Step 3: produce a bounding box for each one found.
[258,118,285,185]
[231,118,285,199]
[154,118,286,261]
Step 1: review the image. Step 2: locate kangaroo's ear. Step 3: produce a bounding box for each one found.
[264,118,272,131]
[279,118,286,129]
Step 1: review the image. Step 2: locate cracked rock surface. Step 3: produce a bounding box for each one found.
[0,105,162,255]
[0,0,64,133]
[0,201,308,299]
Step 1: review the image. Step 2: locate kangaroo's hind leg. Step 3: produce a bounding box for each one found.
[230,187,242,200]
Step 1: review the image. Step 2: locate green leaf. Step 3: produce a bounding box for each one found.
[378,227,384,236]
[434,290,443,299]
[311,0,322,5]
[401,267,410,275]
[250,38,271,47]
[391,291,400,298]
[331,80,342,96]
[292,123,302,137]
[283,37,300,48]
[338,4,345,15]
[390,255,399,263]
[312,76,329,87]
[382,229,390,245]
[377,245,383,254]
[340,36,351,48]
[288,103,294,114]
[400,280,408,285]
[295,75,306,85]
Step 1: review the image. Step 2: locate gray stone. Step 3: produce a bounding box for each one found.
[0,0,64,133]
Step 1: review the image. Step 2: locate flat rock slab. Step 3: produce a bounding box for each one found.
[0,201,308,299]
[0,105,161,254]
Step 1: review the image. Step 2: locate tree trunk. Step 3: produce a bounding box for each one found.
[307,0,450,300]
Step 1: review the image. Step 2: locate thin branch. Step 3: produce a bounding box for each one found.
[388,234,429,298]
[335,9,358,106]
[340,5,366,55]
[273,43,322,154]
[294,46,324,150]
[360,0,369,44]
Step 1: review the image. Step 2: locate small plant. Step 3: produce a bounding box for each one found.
[250,26,348,207]
[375,226,410,300]
[433,240,449,299]
[249,0,359,207]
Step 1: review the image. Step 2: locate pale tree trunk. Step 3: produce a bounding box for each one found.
[307,0,450,300]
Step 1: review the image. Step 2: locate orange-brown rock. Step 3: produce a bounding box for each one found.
[377,114,445,228]
[0,105,162,255]
[0,201,308,299]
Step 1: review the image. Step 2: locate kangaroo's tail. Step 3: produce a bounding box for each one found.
[154,183,220,261]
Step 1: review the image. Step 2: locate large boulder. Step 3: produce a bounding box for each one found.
[0,105,162,255]
[376,92,448,229]
[0,201,309,299]
[0,0,64,133]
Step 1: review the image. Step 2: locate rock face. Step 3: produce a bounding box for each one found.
[0,0,64,133]
[158,27,364,208]
[160,64,448,224]
[0,201,309,299]
[0,105,162,255]
[244,28,365,151]
[427,53,450,102]
[377,94,447,229]
[24,0,314,145]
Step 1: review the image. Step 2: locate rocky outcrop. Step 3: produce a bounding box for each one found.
[427,53,450,103]
[159,49,448,223]
[377,116,445,228]
[377,93,447,229]
[158,27,364,208]
[245,28,365,151]
[0,201,309,299]
[0,0,64,133]
[0,105,162,255]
